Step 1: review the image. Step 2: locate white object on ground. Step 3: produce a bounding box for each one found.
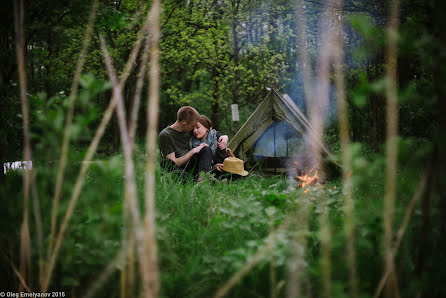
[3,161,33,174]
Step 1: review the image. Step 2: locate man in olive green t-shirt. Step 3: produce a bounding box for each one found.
[159,106,228,175]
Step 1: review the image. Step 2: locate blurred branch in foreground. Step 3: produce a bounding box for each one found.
[144,0,162,296]
[14,0,32,291]
[332,0,358,296]
[383,0,400,297]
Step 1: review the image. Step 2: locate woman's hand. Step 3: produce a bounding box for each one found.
[191,143,208,154]
[213,163,224,172]
[217,135,228,150]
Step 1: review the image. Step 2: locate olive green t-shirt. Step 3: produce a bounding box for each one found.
[158,126,193,158]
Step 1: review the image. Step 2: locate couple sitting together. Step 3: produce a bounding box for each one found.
[158,106,247,180]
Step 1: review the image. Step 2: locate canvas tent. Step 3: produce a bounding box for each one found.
[228,88,337,170]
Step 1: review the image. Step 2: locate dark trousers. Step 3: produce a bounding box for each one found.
[214,148,227,165]
[197,146,213,173]
[160,146,213,177]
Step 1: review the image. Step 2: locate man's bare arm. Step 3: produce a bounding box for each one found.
[165,143,208,167]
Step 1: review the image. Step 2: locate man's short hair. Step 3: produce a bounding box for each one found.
[177,106,199,123]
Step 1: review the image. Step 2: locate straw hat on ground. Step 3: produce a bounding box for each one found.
[220,157,248,176]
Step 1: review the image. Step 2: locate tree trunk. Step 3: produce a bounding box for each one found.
[231,0,240,107]
[231,0,241,135]
[45,26,54,96]
[211,65,220,129]
[415,146,436,281]
[113,113,120,153]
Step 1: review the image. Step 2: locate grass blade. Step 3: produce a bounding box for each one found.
[129,36,150,151]
[143,0,162,296]
[14,0,32,290]
[332,0,358,296]
[383,1,401,297]
[374,172,428,298]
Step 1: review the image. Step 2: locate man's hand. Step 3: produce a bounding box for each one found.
[191,143,208,154]
[217,135,228,150]
[166,143,208,167]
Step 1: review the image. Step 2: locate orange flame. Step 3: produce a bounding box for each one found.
[296,170,319,188]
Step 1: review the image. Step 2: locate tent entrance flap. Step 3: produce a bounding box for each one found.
[242,119,274,150]
[252,121,304,158]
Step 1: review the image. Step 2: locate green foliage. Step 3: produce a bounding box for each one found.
[158,0,298,132]
[2,0,445,297]
[28,72,108,164]
[1,141,444,297]
[349,14,385,60]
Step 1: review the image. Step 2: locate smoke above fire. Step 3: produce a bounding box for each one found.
[231,1,383,183]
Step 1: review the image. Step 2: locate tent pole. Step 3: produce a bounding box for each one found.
[274,124,276,157]
[274,123,277,158]
[286,123,289,157]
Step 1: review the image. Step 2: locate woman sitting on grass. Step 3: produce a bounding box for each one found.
[190,115,248,181]
[189,115,228,170]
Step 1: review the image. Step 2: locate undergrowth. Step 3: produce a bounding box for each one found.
[1,142,444,298]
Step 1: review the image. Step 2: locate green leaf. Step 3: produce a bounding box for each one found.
[79,73,95,88]
[352,93,367,108]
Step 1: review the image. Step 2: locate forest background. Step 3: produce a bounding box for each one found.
[2,0,442,154]
[1,0,445,297]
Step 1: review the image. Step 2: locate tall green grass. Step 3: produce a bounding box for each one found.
[1,139,444,298]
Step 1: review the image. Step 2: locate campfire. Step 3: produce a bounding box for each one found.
[293,162,319,192]
[297,170,319,188]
